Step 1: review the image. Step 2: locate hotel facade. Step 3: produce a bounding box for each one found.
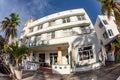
[20,9,101,73]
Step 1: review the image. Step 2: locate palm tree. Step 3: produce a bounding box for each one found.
[1,13,20,44]
[0,35,4,51]
[113,39,120,62]
[98,0,120,26]
[4,42,29,70]
[3,42,29,80]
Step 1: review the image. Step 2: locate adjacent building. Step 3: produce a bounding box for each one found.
[20,8,101,73]
[94,14,120,61]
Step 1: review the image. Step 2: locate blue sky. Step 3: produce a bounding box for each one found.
[0,0,101,37]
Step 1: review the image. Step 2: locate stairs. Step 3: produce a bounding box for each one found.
[37,67,52,74]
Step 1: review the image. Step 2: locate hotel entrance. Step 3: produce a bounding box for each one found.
[50,53,58,66]
[30,43,70,74]
[39,53,45,66]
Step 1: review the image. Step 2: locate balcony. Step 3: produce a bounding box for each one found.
[27,20,90,37]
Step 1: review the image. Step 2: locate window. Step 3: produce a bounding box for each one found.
[81,16,86,20]
[81,26,91,34]
[77,15,86,20]
[35,36,37,42]
[29,37,32,46]
[49,20,55,26]
[63,19,66,23]
[63,17,70,23]
[50,53,58,65]
[27,38,31,46]
[113,20,116,24]
[99,22,104,28]
[81,28,87,34]
[38,24,43,29]
[78,46,93,61]
[39,54,45,66]
[29,28,33,32]
[103,31,108,39]
[108,29,113,36]
[51,31,55,38]
[103,20,108,25]
[47,33,51,39]
[25,38,28,45]
[30,36,35,45]
[36,35,41,42]
[67,18,70,22]
[47,32,55,39]
[85,27,91,33]
[77,16,81,20]
[41,40,48,45]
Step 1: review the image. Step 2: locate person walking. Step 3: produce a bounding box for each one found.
[101,45,107,66]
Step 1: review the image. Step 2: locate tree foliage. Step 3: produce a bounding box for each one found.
[0,35,4,50]
[1,13,20,43]
[4,42,29,69]
[98,0,120,26]
[113,39,120,62]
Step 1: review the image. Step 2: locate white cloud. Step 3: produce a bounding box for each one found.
[26,0,52,18]
[0,0,52,37]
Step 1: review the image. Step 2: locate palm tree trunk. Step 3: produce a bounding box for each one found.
[16,59,19,70]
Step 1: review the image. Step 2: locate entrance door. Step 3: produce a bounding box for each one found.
[39,54,45,66]
[50,53,58,65]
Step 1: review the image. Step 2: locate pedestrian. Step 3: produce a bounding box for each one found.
[101,46,107,66]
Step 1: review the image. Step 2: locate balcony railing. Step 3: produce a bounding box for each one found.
[28,19,89,35]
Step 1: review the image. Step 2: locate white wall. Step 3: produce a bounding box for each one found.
[41,33,47,40]
[55,19,63,25]
[95,15,119,45]
[25,8,93,37]
[45,52,50,64]
[70,16,78,22]
[45,31,100,63]
[27,8,86,28]
[33,26,38,32]
[72,27,82,34]
[43,22,49,29]
[55,30,63,38]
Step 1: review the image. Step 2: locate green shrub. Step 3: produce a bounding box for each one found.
[116,50,120,62]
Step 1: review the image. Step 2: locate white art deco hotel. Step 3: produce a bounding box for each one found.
[20,8,101,74]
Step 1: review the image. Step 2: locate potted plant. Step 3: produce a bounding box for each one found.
[4,42,29,80]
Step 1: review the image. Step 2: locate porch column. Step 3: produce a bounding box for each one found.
[30,51,33,61]
[58,47,62,64]
[68,44,72,68]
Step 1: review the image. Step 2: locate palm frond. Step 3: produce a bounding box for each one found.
[107,5,112,18]
[1,13,20,43]
[98,0,120,27]
[101,5,108,14]
[114,9,120,26]
[115,39,120,48]
[7,42,30,61]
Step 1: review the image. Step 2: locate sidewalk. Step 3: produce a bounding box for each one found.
[0,73,11,80]
[21,63,120,80]
[1,62,120,80]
